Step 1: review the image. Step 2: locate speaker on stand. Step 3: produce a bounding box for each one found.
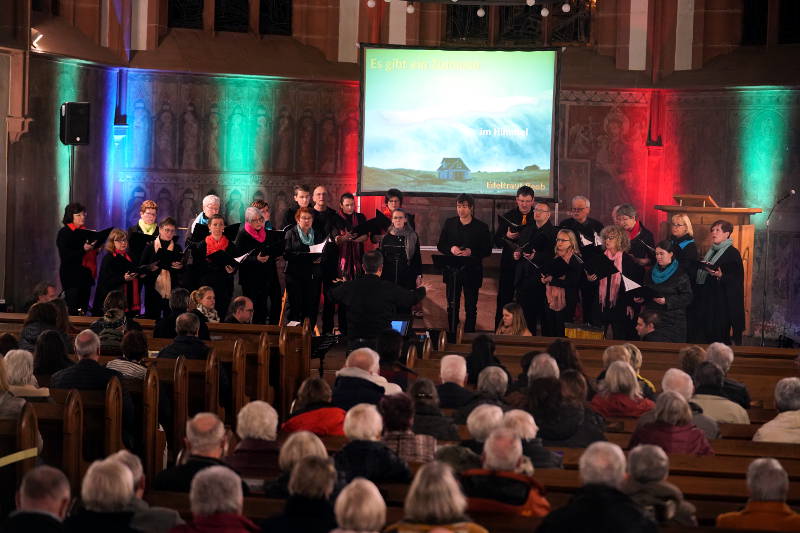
[59,102,90,203]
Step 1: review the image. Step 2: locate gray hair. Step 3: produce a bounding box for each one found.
[602,345,631,368]
[343,403,383,441]
[81,459,134,512]
[440,354,467,384]
[74,329,100,358]
[483,428,523,471]
[616,203,638,220]
[706,342,734,374]
[190,466,243,516]
[186,412,225,455]
[244,206,262,223]
[628,444,669,483]
[477,366,508,398]
[108,449,144,488]
[571,195,591,208]
[176,312,200,336]
[346,347,380,374]
[527,353,559,381]
[202,194,221,207]
[404,462,466,523]
[624,344,643,371]
[236,401,278,441]
[654,390,692,426]
[466,404,503,442]
[288,456,336,499]
[747,458,789,502]
[278,430,328,472]
[3,349,35,386]
[775,377,800,412]
[661,368,694,401]
[335,478,386,531]
[502,409,538,440]
[19,465,70,507]
[600,361,641,398]
[579,441,627,488]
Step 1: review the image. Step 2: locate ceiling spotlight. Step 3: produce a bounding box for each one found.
[540,6,549,16]
[562,2,571,12]
[367,0,375,6]
[406,2,415,13]
[526,0,535,5]
[477,6,486,16]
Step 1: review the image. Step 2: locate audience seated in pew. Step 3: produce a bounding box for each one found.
[436,355,476,410]
[503,410,563,469]
[0,333,19,356]
[595,344,654,400]
[332,478,386,533]
[191,287,220,325]
[628,391,714,455]
[408,378,459,442]
[460,428,551,517]
[105,330,148,380]
[460,404,503,455]
[263,431,330,498]
[89,291,143,332]
[379,393,436,463]
[0,466,70,533]
[332,348,401,411]
[435,444,482,473]
[260,456,338,533]
[19,302,69,354]
[334,403,411,484]
[62,458,140,532]
[456,366,510,424]
[223,296,254,325]
[33,330,73,378]
[620,445,698,527]
[465,335,510,386]
[546,338,595,399]
[754,377,800,444]
[691,361,750,424]
[716,458,800,531]
[171,466,260,533]
[281,377,346,437]
[157,313,210,360]
[636,368,719,439]
[506,353,560,408]
[0,356,44,453]
[678,344,706,378]
[530,372,606,448]
[535,442,657,533]
[505,350,537,395]
[97,308,127,354]
[3,349,49,400]
[590,361,655,419]
[623,344,657,400]
[154,288,210,341]
[385,461,488,533]
[225,401,280,475]
[707,342,752,409]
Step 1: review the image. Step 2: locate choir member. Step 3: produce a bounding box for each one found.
[493,185,536,326]
[513,201,558,334]
[234,207,281,325]
[541,229,583,337]
[92,229,143,317]
[127,199,158,264]
[191,214,237,318]
[312,185,345,335]
[636,240,693,343]
[560,195,604,325]
[281,184,312,229]
[284,207,327,328]
[495,302,532,336]
[188,194,221,236]
[436,194,492,334]
[589,225,643,340]
[57,202,98,314]
[335,193,368,336]
[616,204,656,267]
[383,188,415,229]
[669,213,699,280]
[250,199,274,229]
[139,217,184,319]
[694,220,745,345]
[379,209,422,292]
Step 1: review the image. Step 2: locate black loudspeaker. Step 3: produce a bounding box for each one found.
[59,102,90,145]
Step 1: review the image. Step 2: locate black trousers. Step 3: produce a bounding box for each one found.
[446,278,480,334]
[64,285,91,315]
[517,285,546,335]
[143,283,168,319]
[495,266,516,326]
[286,273,322,329]
[579,278,599,325]
[241,276,282,325]
[320,276,337,334]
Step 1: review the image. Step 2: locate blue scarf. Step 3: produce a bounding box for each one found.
[696,238,733,285]
[297,225,315,246]
[265,221,273,231]
[677,238,694,250]
[651,259,678,284]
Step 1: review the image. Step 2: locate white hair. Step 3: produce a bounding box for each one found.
[440,355,467,384]
[190,466,243,517]
[747,458,789,502]
[627,444,669,483]
[278,431,328,472]
[244,206,262,223]
[661,368,694,401]
[81,459,134,512]
[344,403,383,441]
[186,412,225,454]
[466,404,503,442]
[775,377,800,412]
[502,409,539,440]
[236,401,278,441]
[477,366,508,397]
[346,347,380,374]
[527,353,559,381]
[571,195,591,208]
[202,194,221,207]
[108,449,144,488]
[74,329,100,358]
[706,342,734,373]
[335,478,386,531]
[483,428,523,471]
[3,349,35,386]
[579,442,627,488]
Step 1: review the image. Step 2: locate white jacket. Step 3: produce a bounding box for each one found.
[335,366,403,395]
[754,410,800,443]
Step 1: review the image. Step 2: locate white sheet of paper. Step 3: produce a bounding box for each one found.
[594,233,603,247]
[234,251,252,263]
[580,233,592,247]
[286,321,301,327]
[622,275,641,292]
[308,242,326,253]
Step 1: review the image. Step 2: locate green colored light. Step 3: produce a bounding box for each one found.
[54,60,80,210]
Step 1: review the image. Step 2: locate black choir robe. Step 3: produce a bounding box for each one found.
[695,246,745,345]
[92,251,139,316]
[436,216,492,288]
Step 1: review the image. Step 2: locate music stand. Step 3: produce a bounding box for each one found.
[382,238,406,285]
[432,254,475,339]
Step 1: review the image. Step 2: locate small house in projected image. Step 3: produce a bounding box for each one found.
[437,158,471,180]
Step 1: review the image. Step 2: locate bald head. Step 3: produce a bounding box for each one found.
[346,348,379,374]
[186,412,226,458]
[17,466,71,520]
[74,329,100,359]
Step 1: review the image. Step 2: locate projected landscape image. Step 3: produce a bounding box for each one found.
[361,47,557,197]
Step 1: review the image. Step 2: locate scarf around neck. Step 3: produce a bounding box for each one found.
[599,250,623,309]
[244,222,266,243]
[675,235,695,250]
[153,238,175,299]
[67,223,99,279]
[205,235,229,256]
[651,259,678,284]
[388,223,417,261]
[138,219,157,235]
[197,304,219,323]
[627,220,641,240]
[296,225,315,246]
[696,238,733,285]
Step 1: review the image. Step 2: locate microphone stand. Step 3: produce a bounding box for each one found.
[760,190,795,346]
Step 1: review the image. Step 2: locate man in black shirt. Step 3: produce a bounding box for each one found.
[280,184,312,229]
[436,194,492,334]
[560,194,604,325]
[494,186,536,326]
[514,201,558,335]
[311,185,344,335]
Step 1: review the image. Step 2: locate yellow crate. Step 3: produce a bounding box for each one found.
[564,322,605,340]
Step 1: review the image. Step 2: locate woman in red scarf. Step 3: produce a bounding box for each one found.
[56,203,98,315]
[193,214,238,319]
[615,204,655,268]
[92,229,143,317]
[234,206,281,325]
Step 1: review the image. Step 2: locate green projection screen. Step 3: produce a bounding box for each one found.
[359,46,560,199]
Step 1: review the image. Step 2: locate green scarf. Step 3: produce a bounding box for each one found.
[138,219,157,235]
[696,238,733,285]
[297,225,315,246]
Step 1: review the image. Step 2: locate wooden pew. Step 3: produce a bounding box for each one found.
[0,403,38,516]
[277,319,312,420]
[152,356,188,462]
[32,389,83,489]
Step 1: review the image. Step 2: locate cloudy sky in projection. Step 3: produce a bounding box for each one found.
[362,48,556,172]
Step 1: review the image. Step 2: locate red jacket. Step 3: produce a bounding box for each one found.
[590,393,654,419]
[170,513,260,533]
[281,403,346,436]
[460,469,551,517]
[628,422,714,455]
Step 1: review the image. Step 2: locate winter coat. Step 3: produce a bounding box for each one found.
[620,478,697,527]
[590,393,654,419]
[281,402,346,436]
[628,421,714,455]
[535,403,607,448]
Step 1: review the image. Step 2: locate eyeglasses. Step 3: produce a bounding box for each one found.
[114,238,128,243]
[556,238,571,243]
[534,208,550,213]
[671,223,686,227]
[570,207,588,213]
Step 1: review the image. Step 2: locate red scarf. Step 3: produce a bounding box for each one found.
[67,223,99,279]
[244,223,266,243]
[113,250,140,312]
[205,235,229,255]
[627,220,641,240]
[339,210,358,229]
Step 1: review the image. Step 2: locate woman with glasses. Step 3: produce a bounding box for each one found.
[615,204,656,267]
[669,213,699,279]
[284,207,328,328]
[541,230,584,337]
[139,217,184,319]
[92,229,144,317]
[379,209,422,291]
[235,206,281,324]
[192,214,238,319]
[57,202,99,314]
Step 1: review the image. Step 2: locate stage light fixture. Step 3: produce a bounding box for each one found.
[526,0,535,5]
[477,6,486,16]
[367,0,375,6]
[541,6,549,16]
[407,2,415,13]
[562,2,571,12]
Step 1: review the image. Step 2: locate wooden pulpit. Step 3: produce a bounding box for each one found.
[655,195,762,334]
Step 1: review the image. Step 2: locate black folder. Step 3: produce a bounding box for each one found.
[579,253,618,278]
[128,232,157,251]
[498,214,524,232]
[189,223,241,244]
[626,284,662,300]
[75,227,114,248]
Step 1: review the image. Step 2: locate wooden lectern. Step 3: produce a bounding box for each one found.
[655,195,762,334]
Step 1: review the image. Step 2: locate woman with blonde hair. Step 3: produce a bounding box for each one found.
[623,343,656,399]
[541,229,583,337]
[92,229,144,317]
[332,478,386,533]
[669,213,699,279]
[263,430,329,498]
[590,361,654,418]
[496,303,532,336]
[191,286,219,323]
[385,461,488,533]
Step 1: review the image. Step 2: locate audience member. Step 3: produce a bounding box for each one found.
[50,330,123,390]
[191,286,220,324]
[22,281,58,312]
[0,466,70,532]
[332,348,401,410]
[282,377,346,436]
[434,445,482,473]
[224,296,254,324]
[264,430,329,498]
[157,313,210,360]
[495,302,532,336]
[225,401,280,475]
[63,459,138,532]
[461,404,504,455]
[628,391,714,455]
[376,329,415,390]
[460,428,551,517]
[33,330,73,377]
[334,403,411,484]
[171,466,259,533]
[332,478,386,533]
[437,354,476,409]
[89,291,142,333]
[105,330,148,380]
[707,342,751,409]
[379,392,436,463]
[385,462,488,533]
[465,335,509,385]
[678,345,706,378]
[503,409,563,469]
[753,377,800,443]
[530,374,606,448]
[3,349,48,399]
[456,366,509,423]
[621,445,697,527]
[635,309,671,342]
[623,344,656,400]
[154,288,210,340]
[97,308,127,354]
[636,368,719,439]
[536,442,657,532]
[0,333,19,357]
[408,378,459,441]
[590,361,655,418]
[19,302,67,353]
[691,361,750,424]
[716,458,800,531]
